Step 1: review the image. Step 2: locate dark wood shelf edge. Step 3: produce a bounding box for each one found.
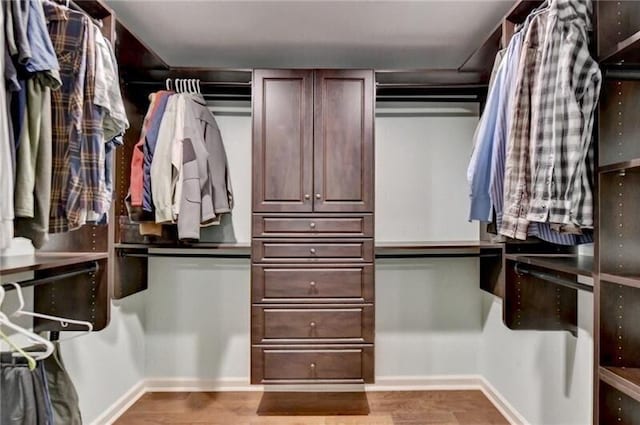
[600,366,640,402]
[600,273,640,289]
[504,254,594,278]
[114,243,250,250]
[458,0,545,73]
[0,252,109,276]
[599,158,640,173]
[599,29,640,64]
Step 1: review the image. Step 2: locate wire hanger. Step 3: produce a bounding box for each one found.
[0,287,54,363]
[6,282,93,342]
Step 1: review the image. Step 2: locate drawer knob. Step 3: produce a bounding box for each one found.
[309,281,316,287]
[309,222,316,229]
[315,193,321,199]
[310,248,316,255]
[304,194,310,200]
[310,363,316,369]
[310,321,316,328]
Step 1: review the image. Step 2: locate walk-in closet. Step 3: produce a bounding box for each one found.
[0,0,637,424]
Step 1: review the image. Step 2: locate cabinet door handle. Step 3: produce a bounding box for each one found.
[315,193,321,199]
[304,194,310,200]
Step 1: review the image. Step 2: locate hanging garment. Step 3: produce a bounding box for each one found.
[187,95,234,215]
[526,0,601,230]
[143,90,172,213]
[13,79,53,248]
[45,0,90,233]
[80,17,107,224]
[499,10,549,240]
[9,0,30,65]
[0,355,53,425]
[43,343,82,425]
[486,29,593,245]
[0,0,14,249]
[151,94,178,223]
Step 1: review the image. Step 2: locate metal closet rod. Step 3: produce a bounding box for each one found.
[126,81,252,87]
[514,263,593,293]
[119,251,499,260]
[2,262,100,291]
[604,68,640,80]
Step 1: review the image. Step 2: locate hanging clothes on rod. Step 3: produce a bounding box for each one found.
[0,0,129,250]
[127,78,234,241]
[467,0,600,245]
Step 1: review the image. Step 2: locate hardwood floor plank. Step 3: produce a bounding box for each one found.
[114,390,509,425]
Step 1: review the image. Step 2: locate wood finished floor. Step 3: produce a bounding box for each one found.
[114,390,510,425]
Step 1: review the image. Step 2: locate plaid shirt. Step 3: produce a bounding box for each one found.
[499,10,549,240]
[46,1,87,233]
[45,1,106,232]
[526,0,600,230]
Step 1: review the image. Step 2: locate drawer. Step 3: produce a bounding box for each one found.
[252,305,374,344]
[251,346,374,384]
[253,214,373,238]
[252,264,374,303]
[252,239,374,263]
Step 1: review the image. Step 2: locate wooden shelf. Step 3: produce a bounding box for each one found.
[600,30,640,64]
[599,158,640,173]
[600,367,640,403]
[600,273,640,290]
[114,242,250,250]
[375,240,502,257]
[504,254,593,278]
[0,252,109,276]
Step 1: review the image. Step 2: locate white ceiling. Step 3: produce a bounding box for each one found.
[106,0,517,69]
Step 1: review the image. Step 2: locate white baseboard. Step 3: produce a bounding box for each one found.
[479,377,529,425]
[145,377,257,392]
[93,375,526,425]
[367,374,484,391]
[90,381,146,425]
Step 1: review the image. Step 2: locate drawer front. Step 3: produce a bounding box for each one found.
[252,265,374,302]
[253,240,374,263]
[255,348,371,382]
[253,214,373,238]
[252,306,374,343]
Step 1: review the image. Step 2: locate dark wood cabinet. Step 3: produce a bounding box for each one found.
[252,69,374,214]
[251,69,375,386]
[313,70,374,212]
[252,69,314,212]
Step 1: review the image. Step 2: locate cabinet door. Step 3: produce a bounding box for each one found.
[253,70,313,212]
[313,70,374,212]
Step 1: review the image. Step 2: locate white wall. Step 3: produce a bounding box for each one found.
[480,291,594,425]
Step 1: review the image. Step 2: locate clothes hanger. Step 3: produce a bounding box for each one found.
[0,287,54,362]
[6,282,93,342]
[166,78,173,91]
[197,79,201,95]
[0,328,36,371]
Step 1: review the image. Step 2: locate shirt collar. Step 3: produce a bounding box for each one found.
[43,0,70,21]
